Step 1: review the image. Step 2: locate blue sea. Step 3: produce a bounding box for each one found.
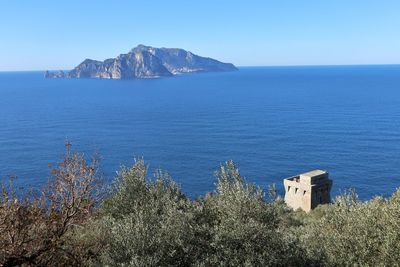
[1,66,400,199]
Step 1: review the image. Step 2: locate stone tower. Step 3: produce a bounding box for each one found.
[283,170,332,212]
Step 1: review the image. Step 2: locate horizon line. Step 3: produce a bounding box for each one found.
[1,63,400,72]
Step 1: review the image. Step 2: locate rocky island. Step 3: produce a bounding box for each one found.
[45,45,237,79]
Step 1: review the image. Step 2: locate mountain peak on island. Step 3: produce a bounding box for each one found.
[131,44,153,51]
[46,45,237,79]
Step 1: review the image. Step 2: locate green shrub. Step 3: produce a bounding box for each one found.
[197,160,310,266]
[93,160,311,266]
[301,189,400,266]
[97,160,202,266]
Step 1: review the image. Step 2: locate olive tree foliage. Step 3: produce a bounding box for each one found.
[61,164,400,267]
[97,159,202,266]
[198,160,309,266]
[300,189,400,266]
[95,159,310,266]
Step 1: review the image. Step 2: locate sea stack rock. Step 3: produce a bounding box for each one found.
[45,70,65,78]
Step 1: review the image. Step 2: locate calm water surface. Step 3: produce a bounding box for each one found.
[1,66,400,199]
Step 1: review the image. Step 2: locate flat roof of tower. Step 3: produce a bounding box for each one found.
[300,170,326,178]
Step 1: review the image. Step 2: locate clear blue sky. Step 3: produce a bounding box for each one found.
[1,0,400,70]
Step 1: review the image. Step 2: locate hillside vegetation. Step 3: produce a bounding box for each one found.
[1,145,400,266]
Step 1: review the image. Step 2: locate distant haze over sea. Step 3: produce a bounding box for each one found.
[1,65,400,199]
